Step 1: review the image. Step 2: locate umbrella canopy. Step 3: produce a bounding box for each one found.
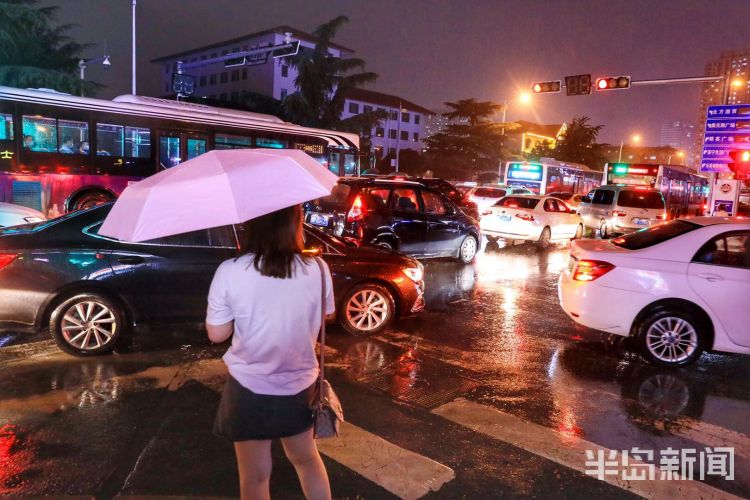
[99,148,338,242]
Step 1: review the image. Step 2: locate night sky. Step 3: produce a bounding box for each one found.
[55,0,750,145]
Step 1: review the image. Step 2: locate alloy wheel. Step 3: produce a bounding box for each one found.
[345,289,390,332]
[460,236,477,262]
[61,301,118,351]
[645,316,698,364]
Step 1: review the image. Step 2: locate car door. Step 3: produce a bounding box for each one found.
[105,226,234,321]
[687,230,750,348]
[542,198,562,237]
[387,187,428,255]
[553,199,578,237]
[590,189,614,225]
[421,189,461,256]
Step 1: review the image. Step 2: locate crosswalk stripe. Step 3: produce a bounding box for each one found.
[316,421,455,499]
[433,399,740,500]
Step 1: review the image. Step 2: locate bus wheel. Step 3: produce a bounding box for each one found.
[68,190,114,212]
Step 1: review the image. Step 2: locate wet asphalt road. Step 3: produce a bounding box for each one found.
[1,239,749,499]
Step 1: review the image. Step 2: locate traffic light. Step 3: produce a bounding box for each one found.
[728,149,750,180]
[565,74,592,96]
[595,76,631,91]
[531,80,561,93]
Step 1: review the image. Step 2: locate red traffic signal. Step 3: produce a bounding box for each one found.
[595,76,631,91]
[728,149,750,180]
[531,80,561,93]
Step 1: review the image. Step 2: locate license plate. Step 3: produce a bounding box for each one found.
[633,218,649,226]
[497,215,511,222]
[309,213,330,227]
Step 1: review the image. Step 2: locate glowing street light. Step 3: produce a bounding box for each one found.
[500,92,532,135]
[618,134,641,162]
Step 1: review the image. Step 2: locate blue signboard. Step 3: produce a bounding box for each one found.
[701,104,750,172]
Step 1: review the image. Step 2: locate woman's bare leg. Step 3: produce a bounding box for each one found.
[234,439,273,500]
[281,428,331,500]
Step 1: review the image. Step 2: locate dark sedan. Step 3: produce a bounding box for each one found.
[0,204,425,356]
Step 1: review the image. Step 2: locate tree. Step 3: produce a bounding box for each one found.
[526,139,555,161]
[549,116,607,169]
[0,1,99,95]
[424,98,517,179]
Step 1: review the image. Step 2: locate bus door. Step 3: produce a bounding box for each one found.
[157,131,209,170]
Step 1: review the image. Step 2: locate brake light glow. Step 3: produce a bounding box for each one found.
[656,212,667,220]
[573,260,615,282]
[612,210,627,217]
[347,195,365,222]
[515,213,535,221]
[0,254,17,270]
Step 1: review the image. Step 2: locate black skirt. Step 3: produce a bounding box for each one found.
[214,375,316,441]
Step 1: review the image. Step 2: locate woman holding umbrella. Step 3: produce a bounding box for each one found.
[99,149,341,500]
[206,205,334,500]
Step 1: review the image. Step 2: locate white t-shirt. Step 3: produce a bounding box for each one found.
[206,254,335,396]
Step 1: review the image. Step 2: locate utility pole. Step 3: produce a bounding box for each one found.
[395,101,402,172]
[131,0,137,95]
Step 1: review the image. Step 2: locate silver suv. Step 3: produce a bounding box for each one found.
[578,185,666,238]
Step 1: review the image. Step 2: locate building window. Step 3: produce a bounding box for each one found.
[400,131,408,141]
[220,72,228,83]
[281,65,289,78]
[389,129,397,139]
[413,132,419,142]
[415,114,421,125]
[209,74,217,85]
[348,102,359,114]
[199,75,207,87]
[280,88,288,100]
[242,68,247,80]
[402,112,410,123]
[378,107,386,114]
[390,110,398,120]
[231,70,239,82]
[375,127,384,137]
[364,105,372,113]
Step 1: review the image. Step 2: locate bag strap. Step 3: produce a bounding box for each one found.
[314,257,327,391]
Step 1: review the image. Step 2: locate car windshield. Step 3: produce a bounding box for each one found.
[496,196,539,209]
[611,219,700,250]
[474,188,506,198]
[316,183,352,208]
[617,190,665,209]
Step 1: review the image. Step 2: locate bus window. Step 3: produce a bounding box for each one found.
[344,153,357,176]
[215,133,252,149]
[187,138,207,160]
[256,137,287,149]
[22,115,57,152]
[159,136,181,169]
[125,127,151,158]
[96,123,124,156]
[0,113,13,140]
[58,119,88,154]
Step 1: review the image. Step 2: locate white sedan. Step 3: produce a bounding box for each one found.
[559,218,750,367]
[0,202,45,228]
[480,195,584,246]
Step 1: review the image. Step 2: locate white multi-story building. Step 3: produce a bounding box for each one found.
[340,88,433,159]
[151,26,353,102]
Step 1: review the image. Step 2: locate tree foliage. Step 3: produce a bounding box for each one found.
[424,98,517,179]
[544,116,606,169]
[0,0,99,95]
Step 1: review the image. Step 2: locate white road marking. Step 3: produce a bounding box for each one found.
[316,421,455,499]
[433,398,740,500]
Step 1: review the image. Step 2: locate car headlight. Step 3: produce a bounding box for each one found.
[403,266,423,283]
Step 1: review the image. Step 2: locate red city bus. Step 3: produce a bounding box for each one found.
[0,86,360,215]
[604,163,709,218]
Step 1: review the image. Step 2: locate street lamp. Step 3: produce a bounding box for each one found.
[501,92,532,135]
[618,134,640,163]
[79,55,111,80]
[667,150,684,165]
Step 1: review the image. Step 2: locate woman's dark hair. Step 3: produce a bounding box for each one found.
[237,204,307,278]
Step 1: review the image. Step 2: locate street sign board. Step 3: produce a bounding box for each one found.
[700,104,750,173]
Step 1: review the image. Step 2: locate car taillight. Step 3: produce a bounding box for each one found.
[515,213,535,221]
[347,195,365,222]
[656,212,667,220]
[573,260,615,282]
[612,210,627,217]
[0,254,17,270]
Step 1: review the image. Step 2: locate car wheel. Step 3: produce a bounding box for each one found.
[572,224,583,240]
[50,293,127,356]
[376,240,394,251]
[457,235,478,263]
[69,190,114,212]
[599,220,609,239]
[636,309,705,368]
[537,226,551,248]
[339,283,395,336]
